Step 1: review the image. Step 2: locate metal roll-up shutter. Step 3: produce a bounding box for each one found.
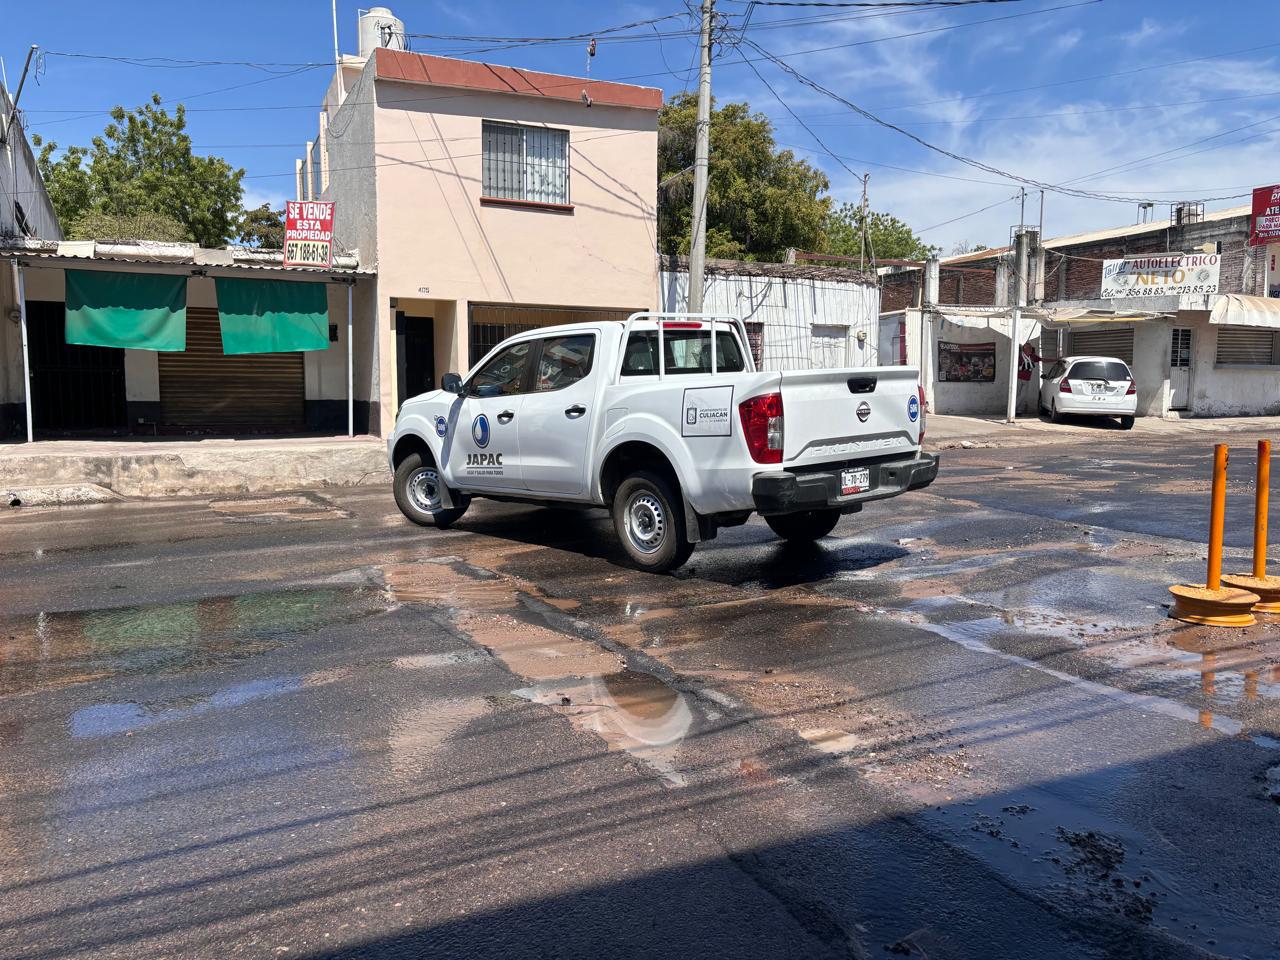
[159,306,305,427]
[1069,327,1134,363]
[1215,327,1280,365]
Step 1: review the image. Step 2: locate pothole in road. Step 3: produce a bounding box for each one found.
[207,493,350,523]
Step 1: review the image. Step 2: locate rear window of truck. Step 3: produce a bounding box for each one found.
[621,330,746,376]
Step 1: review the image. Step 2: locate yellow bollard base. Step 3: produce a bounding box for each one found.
[1168,584,1260,626]
[1221,573,1280,613]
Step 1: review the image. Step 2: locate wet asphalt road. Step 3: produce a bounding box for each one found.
[4,434,1280,959]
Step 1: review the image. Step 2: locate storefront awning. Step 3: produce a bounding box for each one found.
[1209,294,1280,329]
[214,277,330,354]
[65,269,187,351]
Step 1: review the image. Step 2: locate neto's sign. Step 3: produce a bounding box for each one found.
[1100,254,1220,299]
[284,200,335,268]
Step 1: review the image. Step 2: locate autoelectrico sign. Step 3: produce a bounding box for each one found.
[1100,253,1220,299]
[284,200,335,268]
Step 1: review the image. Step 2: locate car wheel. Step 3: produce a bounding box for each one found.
[394,452,468,528]
[1119,415,1135,430]
[765,509,841,542]
[1051,400,1065,424]
[612,470,695,573]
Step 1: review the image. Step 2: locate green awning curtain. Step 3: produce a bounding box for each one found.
[65,269,187,352]
[215,277,330,355]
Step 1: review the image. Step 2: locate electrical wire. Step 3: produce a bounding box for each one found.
[742,38,1254,204]
[919,193,1021,233]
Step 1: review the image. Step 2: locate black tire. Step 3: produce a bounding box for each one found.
[1051,400,1065,424]
[612,470,695,573]
[765,509,841,542]
[1119,415,1135,430]
[393,452,468,528]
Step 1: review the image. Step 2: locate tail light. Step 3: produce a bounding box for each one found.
[917,384,926,445]
[739,392,784,464]
[1059,379,1073,394]
[1126,381,1137,395]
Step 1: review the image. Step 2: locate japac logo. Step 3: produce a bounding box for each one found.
[434,415,448,438]
[471,413,491,448]
[907,394,920,423]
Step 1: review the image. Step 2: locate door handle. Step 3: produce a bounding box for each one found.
[565,404,587,419]
[496,410,515,424]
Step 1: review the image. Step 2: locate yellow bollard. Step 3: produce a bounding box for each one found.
[1170,444,1260,626]
[1223,441,1280,610]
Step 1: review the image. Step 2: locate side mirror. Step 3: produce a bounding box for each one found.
[1040,372,1051,380]
[442,372,463,395]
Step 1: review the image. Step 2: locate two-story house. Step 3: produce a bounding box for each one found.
[305,12,661,436]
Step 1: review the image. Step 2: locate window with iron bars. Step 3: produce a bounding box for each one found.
[482,120,570,205]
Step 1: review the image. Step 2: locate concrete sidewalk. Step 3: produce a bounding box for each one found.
[927,413,1280,451]
[1,436,391,505]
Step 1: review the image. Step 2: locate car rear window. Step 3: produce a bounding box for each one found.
[1067,360,1131,381]
[621,330,746,376]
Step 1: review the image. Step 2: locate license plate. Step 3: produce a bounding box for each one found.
[841,467,870,495]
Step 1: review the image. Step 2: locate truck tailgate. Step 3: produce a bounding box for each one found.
[780,367,921,466]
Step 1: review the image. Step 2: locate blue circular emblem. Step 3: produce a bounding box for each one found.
[471,413,490,448]
[434,415,448,438]
[907,394,920,423]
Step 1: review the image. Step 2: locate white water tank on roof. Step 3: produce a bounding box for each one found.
[358,7,406,58]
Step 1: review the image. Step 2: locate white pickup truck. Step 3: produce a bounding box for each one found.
[388,313,938,572]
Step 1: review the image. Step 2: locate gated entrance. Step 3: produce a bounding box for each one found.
[26,300,127,433]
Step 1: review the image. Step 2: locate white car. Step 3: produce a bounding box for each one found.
[388,313,938,572]
[1040,355,1137,429]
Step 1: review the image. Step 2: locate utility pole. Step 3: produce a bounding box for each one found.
[1,45,37,145]
[1006,228,1031,423]
[859,173,870,272]
[687,0,714,312]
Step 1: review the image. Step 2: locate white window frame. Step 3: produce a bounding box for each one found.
[481,120,571,206]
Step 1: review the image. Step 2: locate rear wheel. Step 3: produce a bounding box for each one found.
[1051,400,1065,424]
[1119,415,1135,430]
[765,509,841,542]
[612,471,695,573]
[394,452,468,528]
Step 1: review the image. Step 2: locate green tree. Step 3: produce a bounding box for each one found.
[33,95,244,247]
[68,210,190,242]
[823,202,937,262]
[658,94,831,261]
[238,204,286,248]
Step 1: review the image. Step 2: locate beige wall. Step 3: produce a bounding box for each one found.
[368,81,659,431]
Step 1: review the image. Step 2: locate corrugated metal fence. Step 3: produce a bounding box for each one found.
[658,270,881,371]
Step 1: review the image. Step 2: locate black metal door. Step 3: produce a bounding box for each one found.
[396,313,435,408]
[26,300,127,432]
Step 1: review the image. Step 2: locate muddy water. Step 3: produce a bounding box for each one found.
[0,587,387,697]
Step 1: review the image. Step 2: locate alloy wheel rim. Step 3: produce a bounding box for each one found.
[408,468,442,513]
[625,492,666,554]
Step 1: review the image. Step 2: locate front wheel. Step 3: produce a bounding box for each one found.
[612,471,695,573]
[765,509,841,542]
[394,452,468,528]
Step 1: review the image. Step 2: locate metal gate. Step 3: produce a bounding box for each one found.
[1069,327,1134,364]
[468,303,638,367]
[26,300,127,432]
[1169,328,1192,410]
[158,307,305,428]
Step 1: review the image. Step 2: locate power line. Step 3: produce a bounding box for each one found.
[727,0,1024,6]
[742,38,1252,205]
[919,193,1021,233]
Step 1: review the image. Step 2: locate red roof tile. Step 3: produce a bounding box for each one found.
[374,48,663,111]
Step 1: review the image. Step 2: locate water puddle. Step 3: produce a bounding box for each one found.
[514,669,694,786]
[70,676,301,737]
[388,696,489,776]
[900,604,1280,750]
[0,586,387,697]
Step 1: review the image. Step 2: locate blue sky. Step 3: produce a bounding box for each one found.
[6,0,1279,253]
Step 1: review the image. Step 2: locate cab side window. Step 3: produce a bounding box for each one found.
[469,341,533,397]
[534,334,595,392]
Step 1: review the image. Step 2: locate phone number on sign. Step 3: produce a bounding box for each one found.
[1107,283,1218,298]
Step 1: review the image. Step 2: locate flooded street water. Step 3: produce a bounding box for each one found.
[4,438,1280,958]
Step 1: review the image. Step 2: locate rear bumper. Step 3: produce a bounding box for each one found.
[1055,396,1137,416]
[751,452,939,516]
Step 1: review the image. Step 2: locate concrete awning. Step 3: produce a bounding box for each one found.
[1209,294,1280,328]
